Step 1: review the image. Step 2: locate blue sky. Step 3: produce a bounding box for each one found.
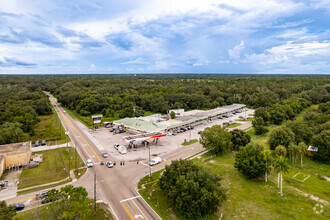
[0,0,330,74]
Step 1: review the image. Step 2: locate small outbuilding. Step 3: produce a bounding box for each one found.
[307,145,318,156]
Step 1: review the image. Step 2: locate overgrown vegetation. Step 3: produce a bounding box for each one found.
[18,147,85,189]
[14,185,114,220]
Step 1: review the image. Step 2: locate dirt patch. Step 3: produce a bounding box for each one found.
[289,186,329,206]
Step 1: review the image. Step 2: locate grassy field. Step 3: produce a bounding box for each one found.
[17,179,72,196]
[227,123,242,128]
[139,152,329,219]
[30,109,67,145]
[13,199,114,220]
[181,139,198,145]
[18,147,85,189]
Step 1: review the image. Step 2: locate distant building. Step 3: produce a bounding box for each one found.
[307,145,318,156]
[0,141,32,177]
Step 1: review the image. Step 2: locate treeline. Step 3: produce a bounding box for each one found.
[0,80,52,144]
[2,74,325,119]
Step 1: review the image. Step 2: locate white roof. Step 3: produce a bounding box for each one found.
[308,145,318,152]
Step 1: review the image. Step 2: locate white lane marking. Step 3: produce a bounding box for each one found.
[120,195,141,203]
[139,162,150,168]
[135,214,145,219]
[132,199,148,220]
[135,189,162,220]
[108,203,119,220]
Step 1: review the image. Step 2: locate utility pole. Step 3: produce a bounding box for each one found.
[75,140,77,173]
[145,141,152,177]
[133,107,136,117]
[94,173,96,213]
[189,123,192,142]
[66,131,70,177]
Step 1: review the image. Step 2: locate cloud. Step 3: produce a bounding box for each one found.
[0,57,36,67]
[88,64,96,71]
[228,41,245,59]
[121,58,148,65]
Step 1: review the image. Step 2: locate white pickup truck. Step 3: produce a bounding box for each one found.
[149,157,161,166]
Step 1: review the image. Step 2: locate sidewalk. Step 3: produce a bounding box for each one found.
[32,142,72,152]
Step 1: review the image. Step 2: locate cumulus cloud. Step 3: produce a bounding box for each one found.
[228,41,245,59]
[121,58,148,65]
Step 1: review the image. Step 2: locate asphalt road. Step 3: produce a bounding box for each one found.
[5,93,205,219]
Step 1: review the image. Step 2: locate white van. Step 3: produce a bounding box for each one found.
[149,157,161,166]
[86,159,93,168]
[118,145,127,154]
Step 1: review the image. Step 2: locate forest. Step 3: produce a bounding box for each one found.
[0,74,329,148]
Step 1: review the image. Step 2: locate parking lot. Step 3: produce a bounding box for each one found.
[86,109,254,161]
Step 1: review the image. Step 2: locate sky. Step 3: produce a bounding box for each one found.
[0,0,330,74]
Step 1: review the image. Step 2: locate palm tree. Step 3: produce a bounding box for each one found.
[273,156,289,196]
[293,144,300,164]
[262,150,272,183]
[275,145,287,187]
[288,143,294,163]
[298,142,308,168]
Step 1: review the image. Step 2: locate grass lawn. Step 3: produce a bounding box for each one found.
[18,147,85,189]
[139,152,330,219]
[63,107,94,128]
[30,109,67,145]
[13,199,114,220]
[227,123,242,128]
[181,139,198,146]
[295,104,319,121]
[17,179,72,196]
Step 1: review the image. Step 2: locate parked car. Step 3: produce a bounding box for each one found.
[36,190,49,199]
[34,140,39,147]
[102,152,109,158]
[86,159,93,168]
[106,161,114,168]
[9,203,25,211]
[109,128,116,132]
[41,140,46,146]
[149,157,161,166]
[198,131,203,134]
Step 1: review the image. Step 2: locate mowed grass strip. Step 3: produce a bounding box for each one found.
[18,147,85,189]
[31,109,67,145]
[182,139,198,146]
[227,123,242,128]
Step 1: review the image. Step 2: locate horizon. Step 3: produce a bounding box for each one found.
[1,0,330,74]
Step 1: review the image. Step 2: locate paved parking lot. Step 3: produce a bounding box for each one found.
[79,109,254,161]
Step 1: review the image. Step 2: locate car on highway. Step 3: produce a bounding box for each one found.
[86,159,93,168]
[149,157,161,166]
[36,190,49,199]
[106,161,114,168]
[63,110,66,113]
[9,203,25,211]
[102,152,109,158]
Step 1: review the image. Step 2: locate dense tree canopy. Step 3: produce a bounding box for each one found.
[234,143,267,179]
[0,201,16,220]
[230,129,251,150]
[159,159,226,218]
[268,127,295,150]
[199,125,232,155]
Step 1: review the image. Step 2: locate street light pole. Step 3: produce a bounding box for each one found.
[145,141,152,177]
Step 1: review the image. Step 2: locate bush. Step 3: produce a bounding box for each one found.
[158,160,226,218]
[234,143,267,179]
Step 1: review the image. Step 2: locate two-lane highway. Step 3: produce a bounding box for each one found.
[49,95,162,220]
